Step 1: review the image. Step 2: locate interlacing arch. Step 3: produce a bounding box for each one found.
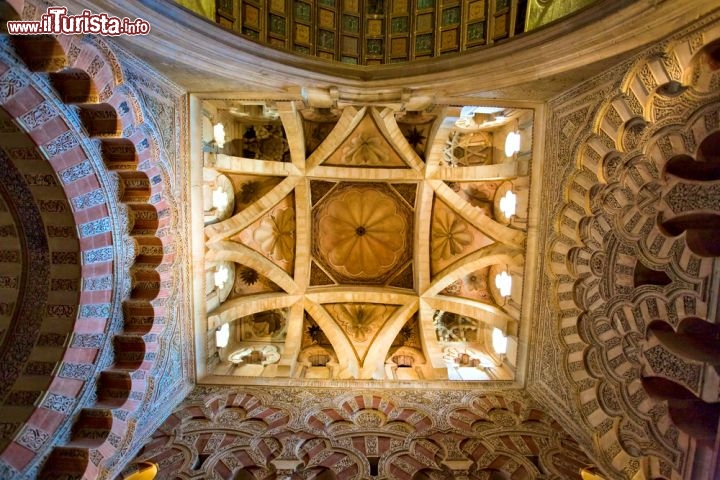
[135,391,290,479]
[127,387,593,479]
[549,21,720,480]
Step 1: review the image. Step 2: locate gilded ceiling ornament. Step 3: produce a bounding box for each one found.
[404,126,426,150]
[329,303,388,342]
[434,311,478,342]
[464,185,496,212]
[253,207,295,262]
[465,270,487,291]
[342,132,387,165]
[431,210,473,260]
[306,322,323,344]
[260,135,287,161]
[442,279,463,295]
[241,125,289,162]
[247,310,286,338]
[239,181,262,204]
[238,266,259,285]
[399,324,414,344]
[318,189,406,277]
[443,131,492,167]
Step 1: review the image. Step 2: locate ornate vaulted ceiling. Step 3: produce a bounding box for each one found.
[0,1,719,479]
[198,99,533,383]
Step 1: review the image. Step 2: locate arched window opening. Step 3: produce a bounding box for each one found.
[633,260,672,288]
[495,271,513,297]
[310,354,330,367]
[642,377,720,443]
[393,355,414,367]
[492,328,508,355]
[665,154,720,181]
[504,131,521,158]
[660,213,720,257]
[698,131,720,163]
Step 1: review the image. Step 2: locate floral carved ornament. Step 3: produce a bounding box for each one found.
[254,207,296,262]
[342,132,387,165]
[317,188,407,279]
[432,209,472,260]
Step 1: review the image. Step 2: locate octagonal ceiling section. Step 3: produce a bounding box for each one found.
[174,0,599,66]
[312,181,414,286]
[194,92,536,385]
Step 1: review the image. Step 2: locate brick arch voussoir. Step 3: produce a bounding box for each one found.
[1,19,176,477]
[63,81,172,480]
[211,448,275,480]
[141,443,193,478]
[69,42,173,329]
[385,450,441,480]
[644,123,698,175]
[0,46,119,476]
[546,24,720,480]
[46,40,163,243]
[339,394,399,417]
[309,445,365,479]
[61,36,124,99]
[683,106,720,162]
[473,451,537,480]
[174,390,293,432]
[538,445,592,480]
[620,46,680,124]
[471,394,527,420]
[595,100,629,153]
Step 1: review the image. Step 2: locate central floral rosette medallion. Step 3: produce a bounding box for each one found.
[313,183,413,285]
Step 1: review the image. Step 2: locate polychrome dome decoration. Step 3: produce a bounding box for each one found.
[314,183,413,283]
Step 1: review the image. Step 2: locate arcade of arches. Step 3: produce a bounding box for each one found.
[0,0,718,479]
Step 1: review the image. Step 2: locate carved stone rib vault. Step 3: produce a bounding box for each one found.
[198,102,530,385]
[0,1,718,480]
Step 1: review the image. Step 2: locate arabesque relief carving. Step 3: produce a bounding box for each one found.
[539,20,720,480]
[126,388,592,480]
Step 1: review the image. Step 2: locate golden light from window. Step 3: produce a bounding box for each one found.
[495,270,513,297]
[504,131,521,157]
[499,190,517,218]
[213,122,225,148]
[215,323,230,348]
[214,264,229,290]
[492,327,508,355]
[211,185,228,210]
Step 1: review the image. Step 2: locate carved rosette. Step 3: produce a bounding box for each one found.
[313,183,413,284]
